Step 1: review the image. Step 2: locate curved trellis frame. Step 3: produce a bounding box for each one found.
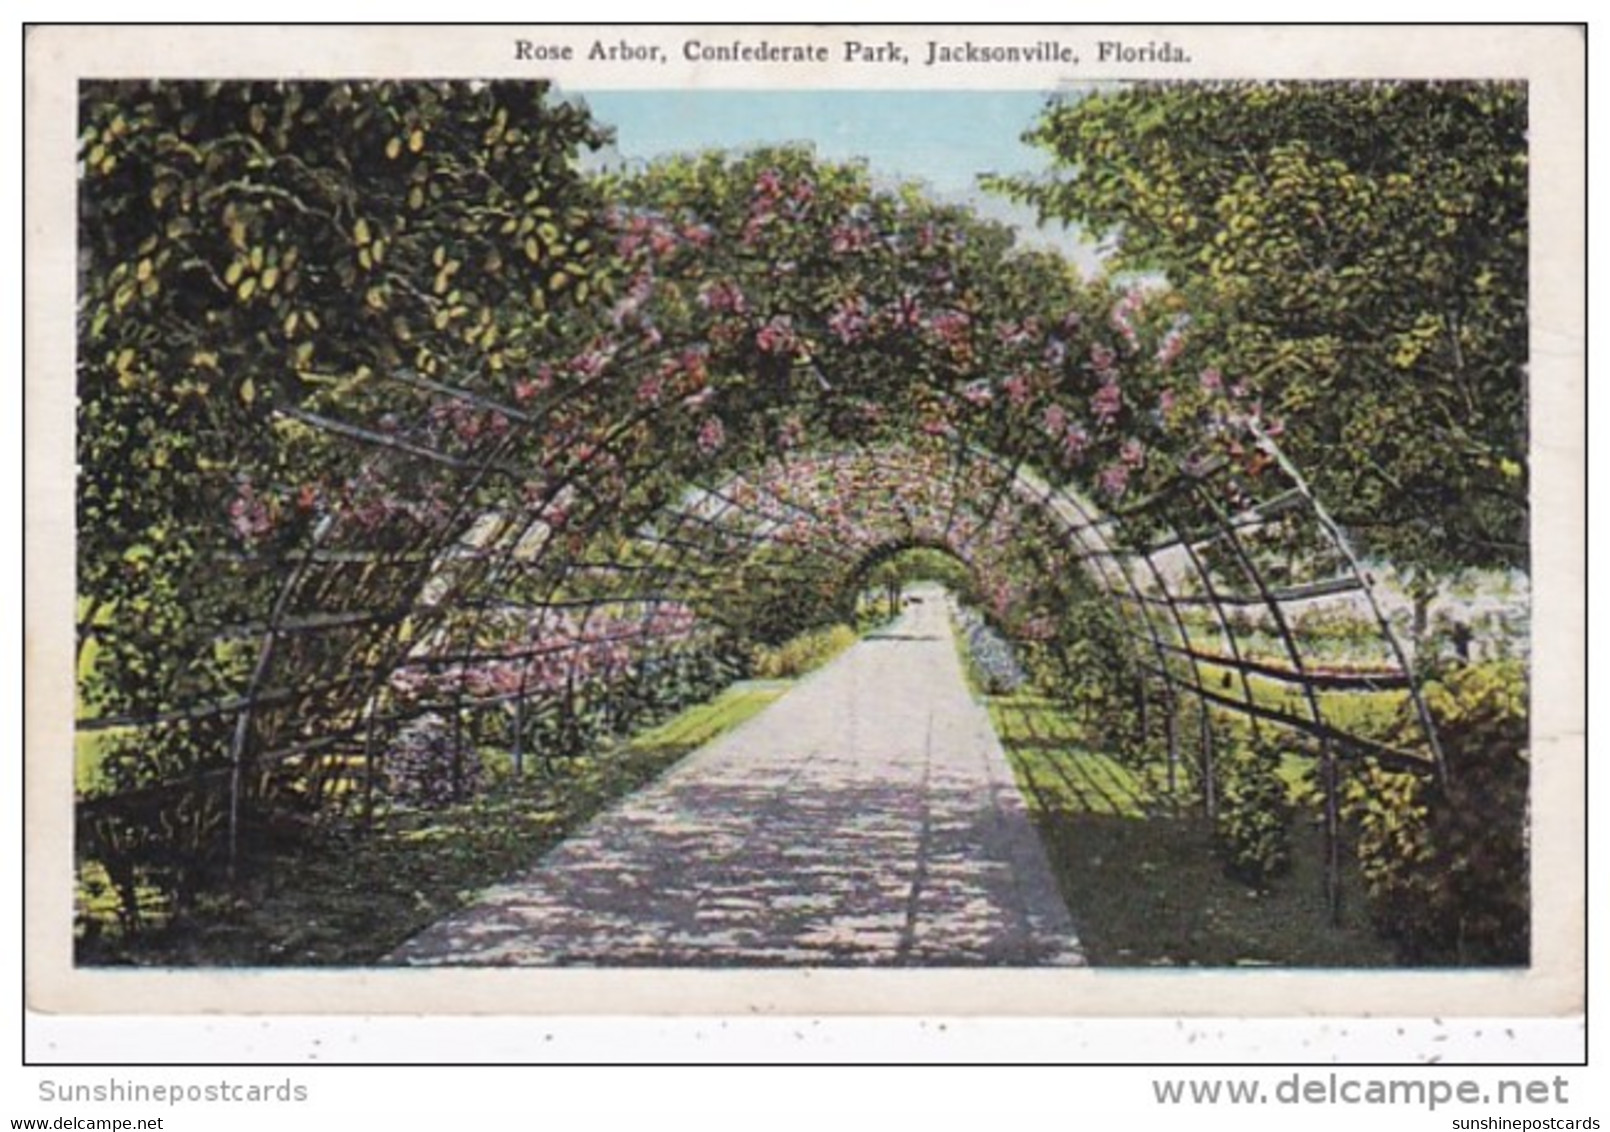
[78,392,1447,926]
[69,79,1473,937]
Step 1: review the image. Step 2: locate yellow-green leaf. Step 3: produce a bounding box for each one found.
[240,378,256,405]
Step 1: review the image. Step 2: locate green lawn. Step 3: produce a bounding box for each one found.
[76,679,791,966]
[987,692,1398,968]
[1191,659,1408,735]
[626,679,790,754]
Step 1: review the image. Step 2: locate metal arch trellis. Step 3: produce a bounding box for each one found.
[76,357,1450,932]
[363,440,1024,809]
[363,436,967,769]
[957,442,1191,794]
[78,352,732,841]
[903,427,1447,920]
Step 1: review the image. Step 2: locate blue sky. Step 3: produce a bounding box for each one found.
[568,90,1106,275]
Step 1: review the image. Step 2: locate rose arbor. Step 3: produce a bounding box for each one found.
[74,82,1495,955]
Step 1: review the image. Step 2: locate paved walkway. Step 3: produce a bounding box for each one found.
[387,587,1085,966]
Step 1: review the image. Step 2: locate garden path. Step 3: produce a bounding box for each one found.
[387,586,1085,966]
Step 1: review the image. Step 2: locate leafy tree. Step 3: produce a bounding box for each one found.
[858,545,976,621]
[78,79,610,712]
[994,81,1528,577]
[75,80,612,910]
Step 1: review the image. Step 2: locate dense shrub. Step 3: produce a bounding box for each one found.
[1212,731,1293,887]
[751,624,858,679]
[1015,598,1147,756]
[1342,661,1528,964]
[384,713,485,809]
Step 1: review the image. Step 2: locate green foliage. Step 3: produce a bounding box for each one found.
[78,680,790,965]
[75,79,612,926]
[1015,583,1148,758]
[751,624,858,679]
[1289,604,1383,646]
[1211,731,1293,888]
[990,693,1394,967]
[702,542,845,648]
[997,80,1528,575]
[77,81,609,714]
[78,78,610,727]
[1342,660,1528,964]
[624,681,790,757]
[857,546,975,623]
[383,713,485,809]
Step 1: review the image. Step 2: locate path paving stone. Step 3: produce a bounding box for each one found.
[387,588,1085,966]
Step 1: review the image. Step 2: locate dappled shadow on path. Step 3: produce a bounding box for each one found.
[388,776,1084,968]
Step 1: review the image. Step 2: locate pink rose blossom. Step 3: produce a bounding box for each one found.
[1002,373,1032,407]
[697,416,726,455]
[1099,463,1130,498]
[755,316,799,356]
[1091,382,1122,423]
[961,380,994,407]
[1043,403,1069,437]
